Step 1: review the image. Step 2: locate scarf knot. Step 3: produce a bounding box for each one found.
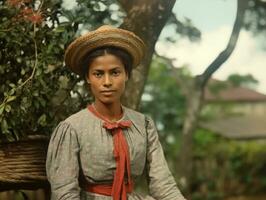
[103,121,132,131]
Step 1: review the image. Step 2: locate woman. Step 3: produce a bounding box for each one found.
[46,25,186,200]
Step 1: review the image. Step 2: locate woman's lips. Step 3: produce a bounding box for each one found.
[101,90,115,95]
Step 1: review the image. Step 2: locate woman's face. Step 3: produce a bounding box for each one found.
[87,54,128,105]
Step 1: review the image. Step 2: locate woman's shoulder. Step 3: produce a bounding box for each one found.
[123,106,155,131]
[123,106,153,124]
[65,108,88,122]
[60,107,94,131]
[123,106,145,120]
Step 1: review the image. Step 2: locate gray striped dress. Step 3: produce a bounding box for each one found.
[46,106,186,200]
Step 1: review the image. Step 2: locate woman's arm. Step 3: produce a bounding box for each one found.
[145,116,186,200]
[46,121,81,200]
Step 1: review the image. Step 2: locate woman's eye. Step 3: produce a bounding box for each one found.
[112,71,121,76]
[93,72,102,78]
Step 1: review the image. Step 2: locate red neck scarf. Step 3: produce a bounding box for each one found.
[88,105,133,200]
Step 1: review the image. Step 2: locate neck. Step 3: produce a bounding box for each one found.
[93,100,123,122]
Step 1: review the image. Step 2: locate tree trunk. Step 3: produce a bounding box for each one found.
[120,0,176,110]
[177,78,204,196]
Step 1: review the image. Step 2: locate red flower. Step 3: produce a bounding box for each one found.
[7,1,43,25]
[6,0,23,7]
[26,13,43,24]
[20,8,43,24]
[21,7,34,15]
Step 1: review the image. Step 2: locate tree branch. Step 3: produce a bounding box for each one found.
[154,51,190,96]
[200,0,248,88]
[168,12,201,41]
[0,23,38,108]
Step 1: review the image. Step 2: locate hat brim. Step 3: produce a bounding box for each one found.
[64,26,146,76]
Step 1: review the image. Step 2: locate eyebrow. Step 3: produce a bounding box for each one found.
[91,66,123,72]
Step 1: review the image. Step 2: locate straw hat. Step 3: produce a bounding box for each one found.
[64,25,146,76]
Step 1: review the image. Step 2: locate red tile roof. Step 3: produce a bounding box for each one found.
[204,79,266,102]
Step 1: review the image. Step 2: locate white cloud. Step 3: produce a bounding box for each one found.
[156,26,266,94]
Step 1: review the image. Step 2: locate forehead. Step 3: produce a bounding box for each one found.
[89,54,124,70]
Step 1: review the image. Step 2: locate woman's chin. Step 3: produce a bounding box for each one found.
[98,97,118,105]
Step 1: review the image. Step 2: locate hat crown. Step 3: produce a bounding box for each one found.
[97,25,114,31]
[65,25,146,76]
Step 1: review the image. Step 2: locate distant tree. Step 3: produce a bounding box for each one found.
[227,73,259,88]
[159,0,249,195]
[245,0,266,34]
[140,56,187,157]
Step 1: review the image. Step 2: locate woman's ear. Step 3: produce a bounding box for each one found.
[125,72,129,82]
[86,76,90,84]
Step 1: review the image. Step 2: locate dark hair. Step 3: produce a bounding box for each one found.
[82,46,133,79]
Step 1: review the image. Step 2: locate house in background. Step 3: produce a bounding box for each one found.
[200,79,266,139]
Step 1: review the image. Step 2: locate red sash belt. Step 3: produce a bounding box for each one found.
[85,183,132,197]
[87,105,133,200]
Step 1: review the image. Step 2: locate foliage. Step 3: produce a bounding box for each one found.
[245,0,266,34]
[192,129,266,200]
[140,56,266,199]
[206,80,228,97]
[227,73,258,88]
[140,56,187,159]
[0,0,118,141]
[165,13,201,43]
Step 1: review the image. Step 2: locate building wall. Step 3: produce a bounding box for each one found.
[231,102,266,116]
[202,102,266,118]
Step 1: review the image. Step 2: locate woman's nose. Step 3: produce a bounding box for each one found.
[103,74,112,87]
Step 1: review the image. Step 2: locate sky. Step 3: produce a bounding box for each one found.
[157,0,266,94]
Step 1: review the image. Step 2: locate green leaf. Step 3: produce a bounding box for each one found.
[6,95,16,103]
[33,99,40,109]
[0,104,5,115]
[9,83,16,88]
[1,118,8,133]
[54,26,66,33]
[8,88,15,96]
[39,97,46,107]
[37,114,47,127]
[33,91,39,97]
[5,104,11,113]
[21,68,26,75]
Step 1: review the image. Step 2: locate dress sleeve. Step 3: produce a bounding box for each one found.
[145,116,186,200]
[46,121,81,200]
